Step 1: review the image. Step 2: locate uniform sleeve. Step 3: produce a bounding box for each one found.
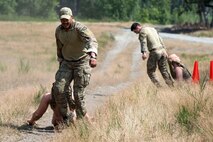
[159,36,166,48]
[76,23,98,55]
[55,28,64,62]
[139,30,148,53]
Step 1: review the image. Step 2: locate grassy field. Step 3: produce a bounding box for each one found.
[0,21,213,142]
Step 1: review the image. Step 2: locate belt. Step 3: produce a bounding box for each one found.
[149,46,164,52]
[149,48,157,52]
[65,55,88,62]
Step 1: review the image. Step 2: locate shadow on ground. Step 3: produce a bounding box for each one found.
[0,123,55,134]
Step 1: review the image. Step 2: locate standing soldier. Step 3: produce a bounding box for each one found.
[131,22,173,87]
[52,7,98,123]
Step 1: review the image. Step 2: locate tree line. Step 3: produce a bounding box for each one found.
[0,0,212,27]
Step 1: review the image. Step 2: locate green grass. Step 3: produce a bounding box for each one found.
[98,32,115,49]
[0,62,7,72]
[176,77,209,133]
[181,54,210,62]
[18,58,31,74]
[192,30,213,37]
[176,105,196,132]
[33,85,47,105]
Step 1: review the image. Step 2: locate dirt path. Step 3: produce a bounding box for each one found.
[9,27,213,142]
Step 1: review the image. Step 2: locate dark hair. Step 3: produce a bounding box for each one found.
[130,22,140,31]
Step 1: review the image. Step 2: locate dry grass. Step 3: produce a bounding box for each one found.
[90,42,136,87]
[0,21,213,142]
[190,29,213,37]
[0,21,120,141]
[0,21,120,92]
[52,81,213,142]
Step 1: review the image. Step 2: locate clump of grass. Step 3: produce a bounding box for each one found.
[0,88,36,126]
[49,54,57,63]
[18,58,31,73]
[0,62,7,72]
[46,53,58,71]
[175,76,209,133]
[192,30,213,37]
[98,32,115,49]
[77,121,90,141]
[33,85,47,105]
[0,114,2,125]
[176,105,198,132]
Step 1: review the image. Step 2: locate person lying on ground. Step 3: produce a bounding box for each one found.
[27,92,70,126]
[27,93,93,127]
[168,54,191,82]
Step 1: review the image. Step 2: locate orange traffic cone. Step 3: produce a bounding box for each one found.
[192,61,200,83]
[210,60,213,82]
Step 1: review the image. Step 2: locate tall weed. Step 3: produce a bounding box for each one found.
[18,58,30,73]
[176,77,209,133]
[0,62,7,72]
[98,32,115,49]
[33,85,47,105]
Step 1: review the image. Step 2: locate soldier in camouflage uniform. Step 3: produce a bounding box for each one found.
[131,22,173,87]
[52,7,98,122]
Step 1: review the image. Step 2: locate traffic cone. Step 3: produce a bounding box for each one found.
[210,60,213,82]
[192,61,200,83]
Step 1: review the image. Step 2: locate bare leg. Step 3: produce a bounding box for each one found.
[27,93,51,125]
[174,65,183,81]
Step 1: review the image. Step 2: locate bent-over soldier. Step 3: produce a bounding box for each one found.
[131,22,173,87]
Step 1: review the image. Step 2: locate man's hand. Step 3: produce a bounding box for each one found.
[142,53,147,60]
[162,50,168,58]
[88,52,97,68]
[89,58,97,68]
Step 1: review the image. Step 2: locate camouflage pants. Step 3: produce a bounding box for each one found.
[51,56,91,119]
[147,49,173,87]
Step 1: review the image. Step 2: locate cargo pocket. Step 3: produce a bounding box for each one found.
[83,68,91,87]
[75,67,91,88]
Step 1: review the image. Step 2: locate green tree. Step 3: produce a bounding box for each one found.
[185,0,213,27]
[0,0,58,20]
[0,0,17,15]
[140,0,171,24]
[78,0,141,21]
[15,0,58,18]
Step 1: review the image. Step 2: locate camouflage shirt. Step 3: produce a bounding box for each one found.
[138,27,165,53]
[55,21,98,61]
